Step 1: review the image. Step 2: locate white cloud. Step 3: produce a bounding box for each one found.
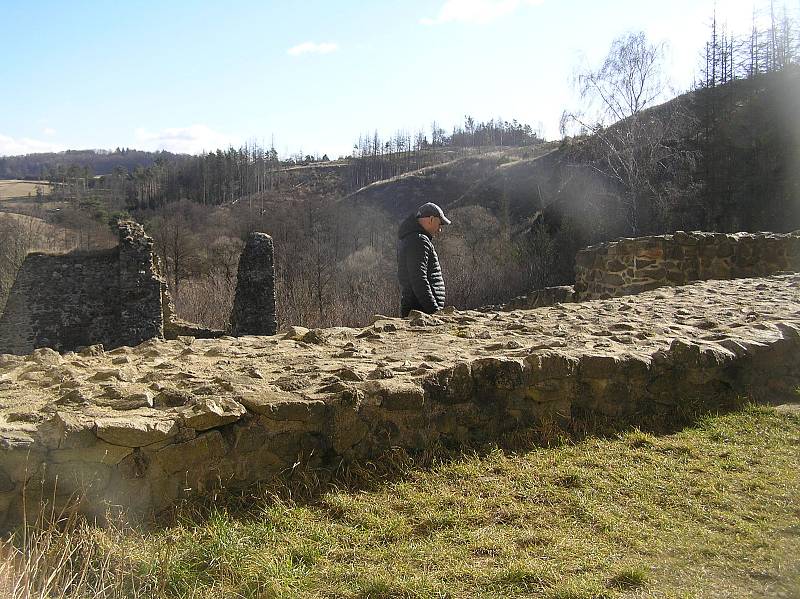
[287,41,339,56]
[42,127,57,136]
[421,0,544,25]
[134,125,240,154]
[0,133,63,156]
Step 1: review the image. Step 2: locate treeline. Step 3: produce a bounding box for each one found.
[77,144,341,211]
[121,145,286,210]
[696,2,800,232]
[0,149,182,180]
[700,1,800,88]
[346,117,544,190]
[88,117,544,210]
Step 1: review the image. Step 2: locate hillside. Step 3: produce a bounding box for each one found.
[340,67,800,285]
[1,71,797,330]
[0,149,187,179]
[342,144,559,224]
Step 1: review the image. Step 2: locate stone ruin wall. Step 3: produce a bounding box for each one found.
[0,273,798,529]
[3,226,797,352]
[574,230,800,299]
[505,230,800,310]
[0,223,272,356]
[0,228,799,528]
[0,222,165,355]
[230,232,277,336]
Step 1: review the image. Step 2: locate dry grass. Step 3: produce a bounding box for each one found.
[0,213,70,255]
[2,404,799,598]
[0,181,51,201]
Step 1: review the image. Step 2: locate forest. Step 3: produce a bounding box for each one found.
[0,148,185,180]
[0,2,798,333]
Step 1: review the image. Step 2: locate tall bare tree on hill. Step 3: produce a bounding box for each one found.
[561,31,678,235]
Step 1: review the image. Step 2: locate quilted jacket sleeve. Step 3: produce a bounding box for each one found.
[406,235,439,313]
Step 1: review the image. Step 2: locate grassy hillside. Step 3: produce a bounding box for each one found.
[3,404,798,598]
[343,144,560,223]
[340,68,800,285]
[0,180,51,201]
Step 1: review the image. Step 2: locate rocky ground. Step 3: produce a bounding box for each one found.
[0,274,798,526]
[1,273,799,433]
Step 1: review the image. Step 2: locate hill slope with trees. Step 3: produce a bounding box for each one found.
[0,149,187,180]
[1,7,798,331]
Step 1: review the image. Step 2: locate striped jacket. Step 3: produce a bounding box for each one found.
[397,214,445,316]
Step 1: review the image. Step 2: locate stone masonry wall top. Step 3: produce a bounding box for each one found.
[575,230,800,300]
[0,273,798,528]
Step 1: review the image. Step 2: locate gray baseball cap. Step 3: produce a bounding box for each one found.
[416,202,451,225]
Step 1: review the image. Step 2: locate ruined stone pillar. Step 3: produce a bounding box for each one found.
[230,232,277,336]
[117,221,165,347]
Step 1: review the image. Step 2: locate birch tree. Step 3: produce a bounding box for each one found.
[561,32,675,234]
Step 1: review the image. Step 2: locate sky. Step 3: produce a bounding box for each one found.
[0,0,780,159]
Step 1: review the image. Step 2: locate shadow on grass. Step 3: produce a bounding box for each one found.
[4,392,797,599]
[9,388,796,541]
[146,392,765,530]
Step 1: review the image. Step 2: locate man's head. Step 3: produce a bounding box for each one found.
[416,202,451,237]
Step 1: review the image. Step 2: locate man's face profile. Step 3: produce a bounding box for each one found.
[420,215,442,237]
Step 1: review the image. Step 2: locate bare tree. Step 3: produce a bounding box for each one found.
[148,201,204,299]
[561,32,677,234]
[0,216,51,314]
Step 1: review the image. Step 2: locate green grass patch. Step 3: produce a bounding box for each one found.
[5,404,800,598]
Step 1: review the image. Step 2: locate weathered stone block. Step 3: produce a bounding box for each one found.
[472,358,525,393]
[329,398,369,455]
[224,449,284,482]
[49,441,133,465]
[41,460,112,497]
[152,431,228,475]
[177,396,246,431]
[266,431,324,462]
[230,232,277,336]
[524,351,579,381]
[601,273,625,286]
[423,363,474,405]
[36,412,97,450]
[95,416,179,447]
[578,353,623,379]
[364,380,425,411]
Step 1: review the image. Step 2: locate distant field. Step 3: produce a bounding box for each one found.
[0,179,51,200]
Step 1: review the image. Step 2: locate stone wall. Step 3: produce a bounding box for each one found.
[498,285,576,311]
[501,230,800,311]
[574,230,800,300]
[0,222,164,354]
[0,274,798,528]
[0,221,225,355]
[230,232,277,336]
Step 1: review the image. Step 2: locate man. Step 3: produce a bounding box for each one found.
[396,202,451,317]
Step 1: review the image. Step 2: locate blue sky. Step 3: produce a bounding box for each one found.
[0,0,775,158]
